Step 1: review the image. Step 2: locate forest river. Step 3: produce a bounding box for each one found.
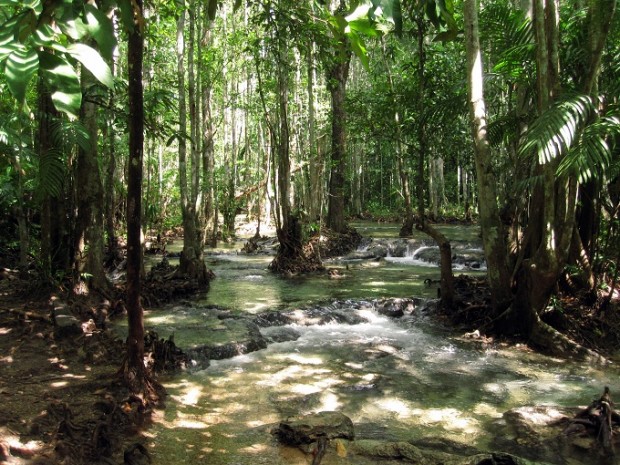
[117,223,619,465]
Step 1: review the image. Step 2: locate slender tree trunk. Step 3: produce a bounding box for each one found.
[124,0,152,394]
[13,150,29,270]
[177,2,209,283]
[325,40,351,234]
[570,0,617,288]
[307,48,324,222]
[74,62,108,292]
[104,46,119,266]
[463,0,512,313]
[379,39,414,236]
[37,84,60,280]
[201,13,216,246]
[413,16,455,307]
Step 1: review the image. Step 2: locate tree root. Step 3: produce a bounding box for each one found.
[529,314,608,364]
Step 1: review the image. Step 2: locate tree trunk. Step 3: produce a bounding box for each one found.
[267,10,321,273]
[13,155,29,270]
[379,39,413,236]
[37,83,66,280]
[413,15,455,308]
[325,43,351,234]
[569,0,617,289]
[74,60,109,293]
[124,0,152,395]
[274,33,296,258]
[201,14,216,247]
[463,0,512,312]
[177,2,209,284]
[307,47,322,222]
[103,67,119,267]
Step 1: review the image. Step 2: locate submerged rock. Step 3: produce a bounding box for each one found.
[375,298,417,317]
[260,326,301,343]
[187,319,267,360]
[274,411,355,445]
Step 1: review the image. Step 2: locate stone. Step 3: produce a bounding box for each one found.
[274,411,355,445]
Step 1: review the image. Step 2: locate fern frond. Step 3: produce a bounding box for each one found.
[50,120,91,152]
[38,148,66,198]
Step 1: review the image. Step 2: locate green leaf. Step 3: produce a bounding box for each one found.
[32,23,57,47]
[66,43,114,88]
[84,3,116,60]
[39,50,82,118]
[116,0,135,32]
[346,3,372,22]
[4,47,38,106]
[371,0,402,35]
[57,4,83,40]
[519,94,597,165]
[207,0,219,20]
[433,29,458,42]
[436,0,458,31]
[425,1,441,28]
[16,9,36,42]
[0,43,20,62]
[348,31,369,70]
[347,19,379,37]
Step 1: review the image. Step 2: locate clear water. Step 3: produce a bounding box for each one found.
[130,223,616,464]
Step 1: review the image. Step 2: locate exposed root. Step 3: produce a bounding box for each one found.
[528,314,608,364]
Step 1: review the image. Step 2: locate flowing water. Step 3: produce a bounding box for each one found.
[126,223,617,464]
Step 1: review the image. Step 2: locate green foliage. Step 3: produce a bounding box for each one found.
[481,2,534,82]
[0,0,116,117]
[318,0,403,70]
[518,94,619,183]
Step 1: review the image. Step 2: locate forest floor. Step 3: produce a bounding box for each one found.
[1,226,619,464]
[0,278,153,465]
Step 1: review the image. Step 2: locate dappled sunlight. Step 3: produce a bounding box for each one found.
[172,385,203,406]
[175,418,209,429]
[50,380,69,388]
[286,353,324,365]
[290,383,321,395]
[410,407,479,433]
[473,402,503,418]
[375,397,413,417]
[317,390,342,412]
[239,443,271,455]
[0,428,45,458]
[0,326,12,335]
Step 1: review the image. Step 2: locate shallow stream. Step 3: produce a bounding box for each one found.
[126,223,618,464]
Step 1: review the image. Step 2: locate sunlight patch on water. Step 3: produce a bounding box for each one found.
[375,397,412,417]
[286,353,324,365]
[473,402,503,418]
[318,391,342,411]
[172,385,203,406]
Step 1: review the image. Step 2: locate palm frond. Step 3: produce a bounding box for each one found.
[518,94,598,165]
[557,108,620,182]
[488,112,527,148]
[481,3,535,81]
